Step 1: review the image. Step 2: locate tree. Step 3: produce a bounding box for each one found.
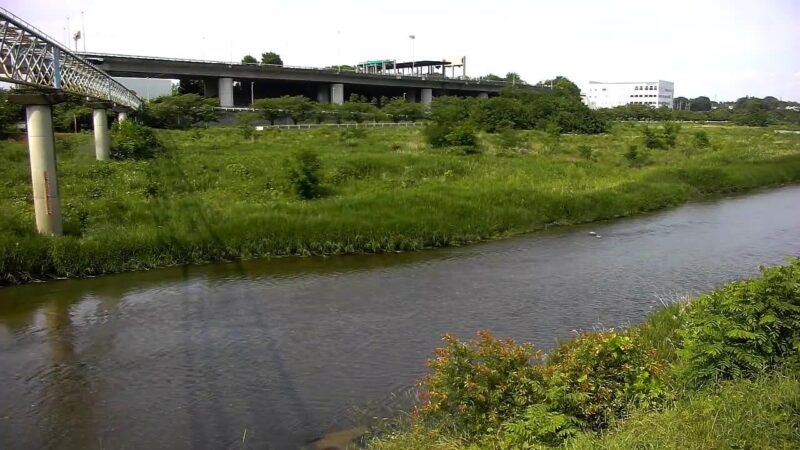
[689,96,712,112]
[261,52,283,66]
[673,96,690,110]
[481,74,504,81]
[176,79,204,95]
[504,72,525,84]
[540,76,581,98]
[382,97,425,122]
[241,54,257,64]
[141,94,221,129]
[0,88,24,138]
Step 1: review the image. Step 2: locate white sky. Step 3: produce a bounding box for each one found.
[7,0,800,101]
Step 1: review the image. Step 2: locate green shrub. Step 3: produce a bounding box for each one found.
[662,122,681,148]
[110,121,162,160]
[642,126,665,150]
[545,329,667,429]
[692,130,711,148]
[500,404,580,449]
[577,145,595,161]
[284,149,324,199]
[417,331,547,437]
[424,122,478,149]
[624,144,646,166]
[677,259,800,385]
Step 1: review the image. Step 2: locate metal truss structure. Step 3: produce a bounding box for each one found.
[0,7,142,109]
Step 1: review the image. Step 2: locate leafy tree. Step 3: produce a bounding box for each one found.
[673,96,690,110]
[260,52,283,66]
[481,73,504,81]
[733,98,769,127]
[505,72,525,84]
[689,96,712,112]
[382,97,425,122]
[0,89,24,138]
[241,54,257,64]
[540,76,581,98]
[141,94,221,129]
[176,79,204,95]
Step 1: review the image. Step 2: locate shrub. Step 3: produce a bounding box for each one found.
[642,126,665,150]
[110,121,162,160]
[692,130,711,148]
[662,122,681,148]
[500,404,580,449]
[498,128,525,150]
[284,149,324,200]
[624,144,646,166]
[417,331,547,437]
[545,329,667,429]
[577,145,595,161]
[677,259,800,385]
[424,122,478,150]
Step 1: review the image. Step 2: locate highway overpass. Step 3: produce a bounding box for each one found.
[78,52,542,107]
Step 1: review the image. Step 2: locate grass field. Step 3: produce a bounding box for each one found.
[1,123,799,284]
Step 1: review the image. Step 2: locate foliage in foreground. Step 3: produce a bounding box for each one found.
[372,259,800,449]
[110,121,163,160]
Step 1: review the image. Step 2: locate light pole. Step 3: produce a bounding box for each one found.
[409,35,415,76]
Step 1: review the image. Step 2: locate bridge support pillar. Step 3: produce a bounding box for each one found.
[330,83,344,105]
[421,88,433,106]
[218,77,234,107]
[93,107,111,161]
[478,92,489,99]
[26,104,63,235]
[317,85,331,104]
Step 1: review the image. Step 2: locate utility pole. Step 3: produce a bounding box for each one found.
[409,35,416,75]
[81,11,86,51]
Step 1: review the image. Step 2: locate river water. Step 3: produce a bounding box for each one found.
[1,186,799,449]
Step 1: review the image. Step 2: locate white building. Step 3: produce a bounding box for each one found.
[584,80,674,109]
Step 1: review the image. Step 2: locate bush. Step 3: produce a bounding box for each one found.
[417,331,547,437]
[692,130,711,148]
[677,259,800,385]
[662,122,681,148]
[424,122,478,149]
[577,145,595,161]
[284,149,324,199]
[110,121,162,160]
[642,126,665,150]
[545,329,667,429]
[500,404,580,449]
[624,144,646,166]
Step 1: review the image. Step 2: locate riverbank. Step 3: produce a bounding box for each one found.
[1,123,799,285]
[369,260,800,449]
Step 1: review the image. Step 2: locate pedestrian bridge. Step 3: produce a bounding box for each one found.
[0,7,141,109]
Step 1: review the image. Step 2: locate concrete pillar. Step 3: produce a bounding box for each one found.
[25,104,63,236]
[421,88,433,106]
[218,77,234,107]
[478,92,489,99]
[406,88,418,103]
[118,112,128,123]
[330,83,344,105]
[317,85,331,104]
[93,108,110,161]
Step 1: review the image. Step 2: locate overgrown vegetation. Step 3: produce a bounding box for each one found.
[370,259,800,449]
[110,121,163,160]
[0,124,799,284]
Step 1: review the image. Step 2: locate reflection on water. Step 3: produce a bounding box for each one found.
[1,186,800,449]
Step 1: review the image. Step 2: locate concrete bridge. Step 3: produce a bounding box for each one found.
[77,52,540,107]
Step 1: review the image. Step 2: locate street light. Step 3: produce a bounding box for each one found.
[409,34,416,76]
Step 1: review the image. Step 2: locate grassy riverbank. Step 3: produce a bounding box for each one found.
[1,123,800,284]
[369,260,800,449]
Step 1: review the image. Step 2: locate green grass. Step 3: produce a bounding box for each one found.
[1,123,799,284]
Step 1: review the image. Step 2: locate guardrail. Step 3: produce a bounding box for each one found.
[0,7,142,109]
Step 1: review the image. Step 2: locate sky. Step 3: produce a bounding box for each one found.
[6,0,800,101]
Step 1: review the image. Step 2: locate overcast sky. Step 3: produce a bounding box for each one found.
[7,0,800,101]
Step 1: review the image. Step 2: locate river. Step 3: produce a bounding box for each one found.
[1,185,799,449]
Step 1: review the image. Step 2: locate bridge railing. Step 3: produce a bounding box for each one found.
[0,7,142,109]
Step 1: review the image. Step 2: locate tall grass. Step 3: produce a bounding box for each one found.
[1,124,799,284]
